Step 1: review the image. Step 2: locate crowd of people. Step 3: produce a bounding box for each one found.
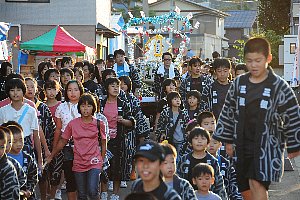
[0,37,299,200]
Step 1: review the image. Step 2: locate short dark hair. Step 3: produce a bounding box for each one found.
[44,68,60,82]
[0,129,7,143]
[162,52,172,60]
[95,59,105,65]
[5,78,27,98]
[167,91,181,107]
[235,63,248,73]
[37,62,49,79]
[244,37,271,59]
[6,125,23,136]
[6,73,24,82]
[0,126,12,140]
[186,119,199,133]
[1,121,23,132]
[78,93,97,115]
[102,69,116,82]
[64,80,84,102]
[83,62,95,79]
[162,78,177,94]
[60,68,74,79]
[114,49,126,57]
[189,57,202,67]
[44,80,62,101]
[197,111,215,125]
[212,51,220,59]
[192,163,214,178]
[160,143,177,158]
[187,90,201,105]
[119,76,132,93]
[188,127,210,144]
[104,77,120,92]
[74,61,84,69]
[1,61,12,76]
[213,58,231,70]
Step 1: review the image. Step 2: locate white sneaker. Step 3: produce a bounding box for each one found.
[101,192,108,200]
[110,194,119,200]
[120,181,127,188]
[55,189,62,200]
[108,181,113,192]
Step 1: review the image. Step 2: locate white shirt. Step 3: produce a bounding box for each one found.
[0,103,39,137]
[55,102,81,132]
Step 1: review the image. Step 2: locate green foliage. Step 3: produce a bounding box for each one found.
[233,39,246,62]
[258,0,291,35]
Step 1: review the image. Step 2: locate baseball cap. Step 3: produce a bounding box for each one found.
[106,54,114,61]
[134,141,165,161]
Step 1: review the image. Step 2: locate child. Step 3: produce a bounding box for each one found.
[54,80,84,199]
[160,143,197,199]
[82,61,103,99]
[0,128,20,199]
[7,124,38,200]
[59,68,74,100]
[0,78,42,169]
[155,91,190,153]
[212,37,300,200]
[47,93,107,200]
[187,90,201,120]
[0,125,26,190]
[208,137,242,199]
[234,63,248,77]
[44,68,60,83]
[179,57,212,109]
[177,127,227,199]
[100,77,135,200]
[44,80,62,124]
[179,119,199,157]
[131,141,181,200]
[197,111,216,133]
[192,163,221,200]
[201,58,231,119]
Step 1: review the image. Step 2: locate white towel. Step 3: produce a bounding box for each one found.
[113,61,130,74]
[157,62,176,78]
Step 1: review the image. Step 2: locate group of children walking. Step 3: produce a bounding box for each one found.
[0,37,299,200]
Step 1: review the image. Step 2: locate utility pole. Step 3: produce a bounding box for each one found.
[169,0,175,43]
[143,0,149,50]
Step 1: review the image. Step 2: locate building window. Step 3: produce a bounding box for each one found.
[5,0,50,2]
[290,43,296,54]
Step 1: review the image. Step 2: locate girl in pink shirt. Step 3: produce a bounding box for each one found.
[47,93,107,200]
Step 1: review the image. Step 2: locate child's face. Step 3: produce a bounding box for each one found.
[97,63,105,73]
[115,54,125,65]
[136,157,161,183]
[245,52,271,79]
[171,97,181,107]
[80,102,94,117]
[5,133,12,153]
[165,83,176,94]
[10,133,24,154]
[200,117,216,133]
[188,96,198,108]
[61,73,72,86]
[49,72,60,82]
[75,71,83,83]
[0,139,6,158]
[235,69,246,77]
[45,88,58,100]
[42,66,49,76]
[191,63,201,76]
[108,82,120,97]
[207,138,222,156]
[215,67,229,83]
[120,80,128,92]
[25,80,37,100]
[192,173,214,193]
[9,87,24,102]
[67,82,81,102]
[191,135,208,152]
[160,154,176,179]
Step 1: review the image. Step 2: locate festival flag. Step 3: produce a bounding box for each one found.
[291,14,300,87]
[186,12,193,20]
[174,6,181,14]
[0,22,11,41]
[194,21,200,29]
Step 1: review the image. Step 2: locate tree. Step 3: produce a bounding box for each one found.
[258,0,291,35]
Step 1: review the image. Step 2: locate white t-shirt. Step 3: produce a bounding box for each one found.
[55,102,81,132]
[0,103,39,137]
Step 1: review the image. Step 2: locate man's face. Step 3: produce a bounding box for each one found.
[163,55,172,68]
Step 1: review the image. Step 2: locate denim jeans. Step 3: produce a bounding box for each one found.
[74,168,101,200]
